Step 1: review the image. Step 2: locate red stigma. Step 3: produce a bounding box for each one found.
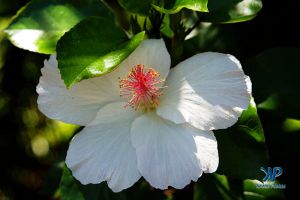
[119,65,163,110]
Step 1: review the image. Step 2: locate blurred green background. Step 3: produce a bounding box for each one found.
[0,0,299,199]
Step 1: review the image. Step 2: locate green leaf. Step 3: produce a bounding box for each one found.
[153,0,208,14]
[244,48,300,119]
[57,17,145,87]
[227,178,244,200]
[80,183,127,200]
[215,100,269,179]
[202,0,262,23]
[118,0,154,15]
[60,165,166,200]
[160,14,174,38]
[119,0,208,15]
[60,165,85,200]
[40,161,64,197]
[4,0,113,54]
[60,165,126,200]
[0,17,11,69]
[194,174,237,200]
[244,179,286,200]
[282,118,300,133]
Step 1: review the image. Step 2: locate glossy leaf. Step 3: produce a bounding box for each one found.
[215,100,269,179]
[245,48,300,119]
[4,0,113,54]
[202,0,262,23]
[153,0,208,14]
[57,17,145,87]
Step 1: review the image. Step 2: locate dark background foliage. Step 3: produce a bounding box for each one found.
[0,0,299,199]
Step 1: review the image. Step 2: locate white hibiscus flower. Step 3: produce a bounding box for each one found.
[37,39,251,192]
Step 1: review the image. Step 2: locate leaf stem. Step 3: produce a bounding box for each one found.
[184,15,201,38]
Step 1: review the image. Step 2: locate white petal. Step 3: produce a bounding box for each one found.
[157,52,251,130]
[37,40,170,125]
[37,54,120,125]
[116,39,171,80]
[131,113,218,189]
[66,102,141,192]
[195,130,219,173]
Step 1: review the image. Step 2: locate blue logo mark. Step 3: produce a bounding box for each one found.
[256,167,285,189]
[260,167,283,182]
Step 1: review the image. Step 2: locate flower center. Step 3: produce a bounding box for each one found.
[119,64,164,110]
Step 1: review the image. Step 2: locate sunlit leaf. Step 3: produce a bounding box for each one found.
[153,0,208,14]
[57,17,145,87]
[4,0,113,54]
[282,118,300,132]
[215,99,269,179]
[0,17,10,32]
[202,0,262,23]
[244,179,286,199]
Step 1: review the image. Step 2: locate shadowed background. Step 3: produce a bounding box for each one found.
[0,0,299,199]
